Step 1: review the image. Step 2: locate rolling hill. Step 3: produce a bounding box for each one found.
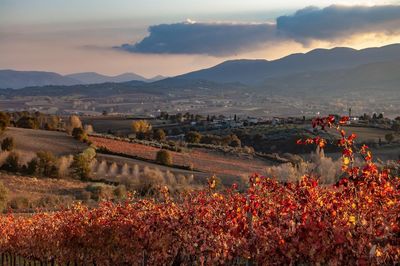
[0,70,164,89]
[66,72,164,84]
[0,70,80,89]
[176,43,400,85]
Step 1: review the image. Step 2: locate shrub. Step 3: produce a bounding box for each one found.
[185,131,202,143]
[132,120,152,139]
[1,152,19,172]
[70,147,96,180]
[114,185,127,200]
[153,129,166,142]
[9,196,30,210]
[16,116,39,129]
[86,184,114,201]
[0,112,10,134]
[72,127,88,142]
[156,149,173,166]
[0,181,8,212]
[35,151,59,178]
[1,137,15,151]
[385,133,394,143]
[64,115,82,134]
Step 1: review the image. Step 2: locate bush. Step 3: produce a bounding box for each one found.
[1,137,15,151]
[153,129,166,142]
[16,116,39,129]
[156,149,173,166]
[70,147,96,180]
[0,181,8,213]
[72,127,88,142]
[0,112,10,134]
[114,185,127,200]
[385,133,394,143]
[132,120,152,139]
[86,184,114,201]
[1,152,19,172]
[35,151,59,178]
[185,131,202,143]
[9,196,30,210]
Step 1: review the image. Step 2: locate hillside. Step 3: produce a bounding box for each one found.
[176,43,400,84]
[260,60,400,96]
[0,70,80,89]
[0,70,164,89]
[66,72,157,84]
[0,127,87,158]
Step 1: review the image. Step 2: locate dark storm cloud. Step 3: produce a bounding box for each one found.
[276,5,400,43]
[117,22,277,56]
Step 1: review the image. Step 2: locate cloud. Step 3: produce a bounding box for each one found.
[276,5,400,43]
[117,21,278,56]
[118,5,400,56]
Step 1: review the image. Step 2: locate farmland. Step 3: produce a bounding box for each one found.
[0,127,87,157]
[89,136,274,179]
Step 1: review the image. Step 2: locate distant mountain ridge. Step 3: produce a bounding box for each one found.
[0,70,164,89]
[0,70,79,89]
[176,43,400,84]
[66,72,164,84]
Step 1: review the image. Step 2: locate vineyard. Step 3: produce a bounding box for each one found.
[89,136,272,177]
[0,116,399,265]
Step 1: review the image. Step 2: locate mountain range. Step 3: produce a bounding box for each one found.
[1,43,400,97]
[177,43,400,85]
[0,70,164,89]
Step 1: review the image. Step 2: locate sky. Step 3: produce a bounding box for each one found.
[1,0,400,77]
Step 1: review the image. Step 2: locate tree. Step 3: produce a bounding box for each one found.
[229,134,241,147]
[0,181,8,213]
[66,115,82,134]
[2,152,19,172]
[156,149,173,166]
[16,116,39,129]
[392,122,400,133]
[71,147,96,180]
[1,137,15,151]
[385,133,394,143]
[185,131,202,144]
[35,151,59,178]
[131,120,152,139]
[153,129,166,142]
[72,127,88,142]
[0,112,10,134]
[44,115,60,130]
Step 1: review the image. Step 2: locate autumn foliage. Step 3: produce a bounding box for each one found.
[0,116,399,265]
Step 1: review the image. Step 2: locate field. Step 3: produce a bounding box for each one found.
[0,172,88,212]
[0,127,87,157]
[89,136,274,178]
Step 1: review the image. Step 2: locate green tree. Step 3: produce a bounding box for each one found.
[0,181,8,213]
[156,149,173,166]
[185,131,202,144]
[1,137,15,151]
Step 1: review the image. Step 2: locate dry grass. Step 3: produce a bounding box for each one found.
[1,127,87,157]
[0,171,88,211]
